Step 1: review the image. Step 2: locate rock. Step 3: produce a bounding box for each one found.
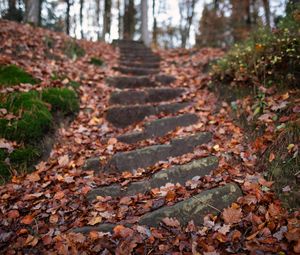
[117,113,198,144]
[109,88,184,105]
[119,61,160,69]
[87,156,218,201]
[104,132,211,173]
[106,102,189,128]
[139,183,242,227]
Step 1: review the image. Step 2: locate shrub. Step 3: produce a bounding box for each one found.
[90,57,104,66]
[212,10,300,89]
[41,88,79,114]
[0,65,37,87]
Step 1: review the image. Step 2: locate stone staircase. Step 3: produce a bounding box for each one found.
[74,40,242,233]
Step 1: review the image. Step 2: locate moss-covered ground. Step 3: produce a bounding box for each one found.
[0,65,37,87]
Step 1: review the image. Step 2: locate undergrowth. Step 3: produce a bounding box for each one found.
[211,8,300,210]
[0,65,37,87]
[0,87,79,181]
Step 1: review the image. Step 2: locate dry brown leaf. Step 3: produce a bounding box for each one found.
[222,207,242,224]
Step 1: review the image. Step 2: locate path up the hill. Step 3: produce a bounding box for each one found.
[74,40,242,233]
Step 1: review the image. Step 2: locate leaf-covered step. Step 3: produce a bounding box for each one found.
[84,132,211,173]
[106,102,189,128]
[109,87,185,106]
[72,183,242,234]
[117,113,198,144]
[119,55,161,62]
[106,75,176,89]
[139,183,242,227]
[119,61,160,69]
[114,66,160,75]
[87,156,218,201]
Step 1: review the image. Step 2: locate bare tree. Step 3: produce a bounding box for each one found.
[123,0,136,39]
[179,0,197,48]
[141,0,150,45]
[79,0,84,38]
[152,0,158,47]
[65,0,73,35]
[102,0,112,40]
[262,0,270,28]
[25,0,40,25]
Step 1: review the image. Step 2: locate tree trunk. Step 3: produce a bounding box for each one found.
[261,0,270,27]
[123,0,136,39]
[141,0,150,46]
[95,0,100,40]
[65,0,71,35]
[102,0,112,40]
[80,0,84,38]
[117,0,122,39]
[25,0,40,25]
[152,0,157,47]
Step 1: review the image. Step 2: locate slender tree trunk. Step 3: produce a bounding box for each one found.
[8,0,16,11]
[123,0,136,39]
[180,0,197,48]
[80,0,84,38]
[65,0,71,35]
[102,0,112,40]
[25,0,40,25]
[141,0,150,45]
[152,0,157,47]
[95,0,100,40]
[117,0,122,39]
[262,0,270,28]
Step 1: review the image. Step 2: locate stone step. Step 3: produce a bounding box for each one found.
[118,113,198,144]
[84,132,211,173]
[113,39,143,45]
[106,102,189,128]
[109,88,185,106]
[120,51,156,56]
[113,66,160,75]
[72,183,242,233]
[119,61,160,69]
[87,156,218,201]
[119,55,161,62]
[106,75,176,89]
[139,183,242,227]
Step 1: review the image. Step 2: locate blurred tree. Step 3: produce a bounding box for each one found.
[179,0,197,48]
[2,0,23,21]
[152,0,157,47]
[24,0,40,25]
[123,0,136,39]
[79,0,84,38]
[65,0,73,35]
[102,0,112,40]
[141,0,149,45]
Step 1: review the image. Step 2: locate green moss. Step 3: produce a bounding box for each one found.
[0,91,53,143]
[64,40,85,60]
[90,57,104,66]
[0,65,37,87]
[10,147,40,166]
[0,149,10,180]
[68,80,80,89]
[41,88,79,115]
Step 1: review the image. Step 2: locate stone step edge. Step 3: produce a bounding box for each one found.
[72,183,242,234]
[86,156,218,201]
[117,113,198,144]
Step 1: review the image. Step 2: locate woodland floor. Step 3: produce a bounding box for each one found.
[0,20,300,254]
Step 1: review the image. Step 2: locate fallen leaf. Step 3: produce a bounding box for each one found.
[87,216,102,225]
[162,217,180,228]
[21,215,34,225]
[222,207,242,224]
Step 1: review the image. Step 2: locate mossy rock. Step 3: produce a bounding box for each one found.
[41,88,79,115]
[90,57,104,66]
[68,81,80,89]
[64,40,85,59]
[0,91,53,143]
[0,65,37,87]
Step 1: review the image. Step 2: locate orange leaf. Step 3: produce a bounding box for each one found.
[21,215,34,225]
[54,191,65,200]
[222,207,242,224]
[165,190,176,202]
